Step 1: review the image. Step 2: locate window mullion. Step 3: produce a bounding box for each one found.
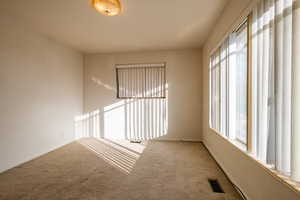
[247,14,253,153]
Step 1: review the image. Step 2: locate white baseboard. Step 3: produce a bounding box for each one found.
[152,138,202,142]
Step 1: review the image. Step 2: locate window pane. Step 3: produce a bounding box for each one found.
[210,50,221,131]
[215,51,220,131]
[235,23,248,144]
[220,40,229,136]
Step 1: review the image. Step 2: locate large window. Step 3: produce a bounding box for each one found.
[234,22,248,144]
[210,21,248,146]
[209,0,300,184]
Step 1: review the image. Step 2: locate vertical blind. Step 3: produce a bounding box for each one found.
[251,0,300,178]
[116,63,167,141]
[251,0,300,181]
[116,63,166,98]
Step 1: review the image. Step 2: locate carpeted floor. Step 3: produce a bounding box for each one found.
[0,138,242,200]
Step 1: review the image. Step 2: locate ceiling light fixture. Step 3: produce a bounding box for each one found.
[91,0,122,16]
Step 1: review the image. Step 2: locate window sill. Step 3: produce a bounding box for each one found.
[229,138,247,152]
[209,128,247,151]
[209,127,300,196]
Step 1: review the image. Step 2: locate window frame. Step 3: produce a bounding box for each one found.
[209,15,252,151]
[234,19,249,146]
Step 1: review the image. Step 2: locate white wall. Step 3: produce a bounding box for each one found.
[202,0,300,199]
[84,50,202,141]
[0,14,83,172]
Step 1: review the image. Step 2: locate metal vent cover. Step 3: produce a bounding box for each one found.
[208,179,224,193]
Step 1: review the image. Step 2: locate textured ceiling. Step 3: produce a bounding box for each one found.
[1,0,229,53]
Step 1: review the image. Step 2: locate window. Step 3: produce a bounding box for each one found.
[210,0,300,184]
[209,21,249,146]
[234,22,248,144]
[116,63,166,99]
[113,63,167,141]
[210,50,220,132]
[251,0,293,176]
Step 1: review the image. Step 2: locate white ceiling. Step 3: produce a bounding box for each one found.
[2,0,228,53]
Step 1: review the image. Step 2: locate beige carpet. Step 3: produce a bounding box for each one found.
[0,138,242,200]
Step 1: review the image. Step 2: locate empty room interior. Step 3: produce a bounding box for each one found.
[1,0,300,199]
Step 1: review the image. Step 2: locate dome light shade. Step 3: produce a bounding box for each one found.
[91,0,121,16]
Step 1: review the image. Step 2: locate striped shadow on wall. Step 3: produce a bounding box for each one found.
[75,63,168,141]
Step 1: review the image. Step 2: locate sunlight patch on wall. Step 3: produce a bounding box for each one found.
[74,86,168,141]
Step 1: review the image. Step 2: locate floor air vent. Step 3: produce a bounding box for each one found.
[208,179,224,193]
[130,140,142,143]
